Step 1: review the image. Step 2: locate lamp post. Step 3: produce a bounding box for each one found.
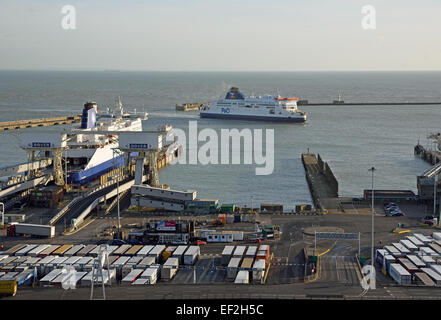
[112,149,121,240]
[369,167,376,273]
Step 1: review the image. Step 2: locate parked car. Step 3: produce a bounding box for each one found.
[391,212,403,217]
[195,240,207,246]
[422,216,437,225]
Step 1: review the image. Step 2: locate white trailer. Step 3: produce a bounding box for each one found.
[138,256,156,269]
[227,257,242,280]
[73,256,94,271]
[234,270,249,284]
[136,245,154,256]
[148,245,166,263]
[14,223,55,238]
[221,245,235,265]
[15,244,39,256]
[389,263,411,285]
[392,243,410,255]
[384,245,403,258]
[246,246,258,257]
[131,185,196,202]
[420,247,437,256]
[429,264,441,276]
[64,244,86,256]
[183,246,200,265]
[77,245,97,256]
[60,256,81,267]
[80,269,116,286]
[126,256,143,268]
[400,240,418,252]
[138,267,158,284]
[111,256,130,268]
[172,245,188,263]
[406,255,426,268]
[432,232,441,241]
[233,246,246,258]
[252,259,266,283]
[51,271,87,288]
[232,232,244,241]
[121,269,144,285]
[421,267,441,286]
[413,233,432,244]
[405,236,424,247]
[27,244,51,257]
[161,257,179,280]
[419,254,436,266]
[40,268,63,286]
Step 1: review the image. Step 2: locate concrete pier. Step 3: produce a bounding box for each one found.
[414,143,441,165]
[0,115,81,131]
[302,153,340,213]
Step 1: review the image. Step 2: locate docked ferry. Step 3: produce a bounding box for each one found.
[200,87,307,122]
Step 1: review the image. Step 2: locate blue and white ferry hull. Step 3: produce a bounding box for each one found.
[200,112,306,123]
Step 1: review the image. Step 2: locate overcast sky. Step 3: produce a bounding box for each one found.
[0,0,440,71]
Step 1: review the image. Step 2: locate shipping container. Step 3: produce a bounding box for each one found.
[124,245,143,256]
[0,272,19,281]
[64,244,86,256]
[183,246,200,265]
[245,246,257,257]
[15,244,39,256]
[4,244,27,256]
[27,244,51,257]
[233,246,246,258]
[138,256,156,269]
[125,256,143,268]
[136,245,154,256]
[111,256,130,268]
[413,233,432,244]
[0,255,9,264]
[405,236,424,247]
[433,232,441,241]
[121,269,144,285]
[227,257,242,280]
[234,270,249,284]
[162,246,177,262]
[389,263,411,285]
[406,255,426,268]
[161,257,179,280]
[413,272,435,286]
[221,246,235,265]
[52,245,73,256]
[392,243,411,255]
[399,240,418,252]
[38,245,61,257]
[77,244,97,256]
[397,258,419,274]
[421,267,441,286]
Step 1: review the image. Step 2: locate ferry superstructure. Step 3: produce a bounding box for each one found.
[200,87,307,123]
[65,98,146,185]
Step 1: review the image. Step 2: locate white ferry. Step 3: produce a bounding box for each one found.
[200,87,307,123]
[65,98,146,185]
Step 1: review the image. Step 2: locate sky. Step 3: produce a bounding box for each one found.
[0,0,440,71]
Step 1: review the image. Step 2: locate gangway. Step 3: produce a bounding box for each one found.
[0,159,52,177]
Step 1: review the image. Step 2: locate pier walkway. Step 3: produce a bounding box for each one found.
[0,115,81,131]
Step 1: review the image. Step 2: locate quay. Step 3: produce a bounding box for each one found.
[0,115,82,131]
